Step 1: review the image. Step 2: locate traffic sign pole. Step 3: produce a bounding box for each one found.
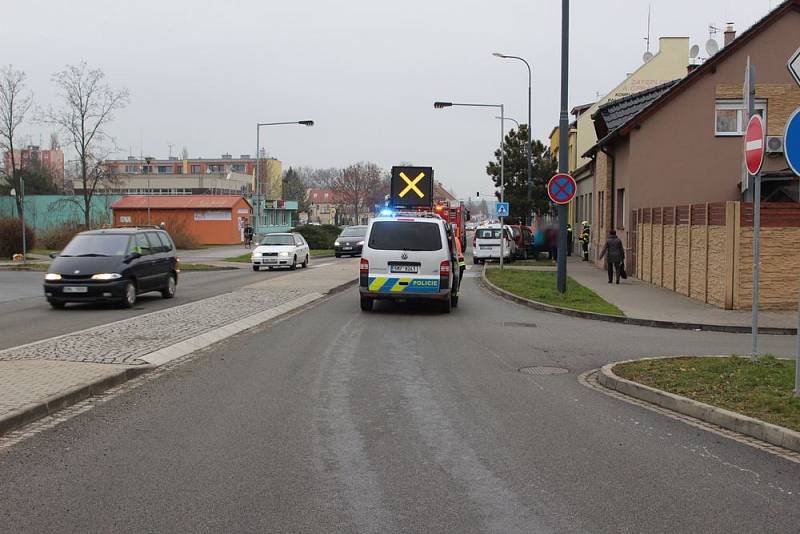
[556,0,570,294]
[744,65,762,360]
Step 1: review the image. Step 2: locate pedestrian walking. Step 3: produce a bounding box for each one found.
[244,224,254,248]
[579,221,591,261]
[599,230,625,284]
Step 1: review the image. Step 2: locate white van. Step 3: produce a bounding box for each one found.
[472,224,516,264]
[359,214,461,313]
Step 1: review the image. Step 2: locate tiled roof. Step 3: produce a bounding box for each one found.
[593,80,680,141]
[112,195,248,209]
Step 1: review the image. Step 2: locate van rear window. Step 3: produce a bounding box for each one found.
[476,229,502,239]
[368,221,442,251]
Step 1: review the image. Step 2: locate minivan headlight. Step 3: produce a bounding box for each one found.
[91,273,122,280]
[45,273,62,281]
[334,241,341,246]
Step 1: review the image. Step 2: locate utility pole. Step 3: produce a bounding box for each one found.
[556,0,570,293]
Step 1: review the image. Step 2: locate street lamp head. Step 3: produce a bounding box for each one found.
[298,120,314,126]
[492,52,507,58]
[433,101,453,109]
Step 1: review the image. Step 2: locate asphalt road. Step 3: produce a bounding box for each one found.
[0,267,292,350]
[1,269,799,533]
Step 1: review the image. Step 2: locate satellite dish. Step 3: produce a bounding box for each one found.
[689,44,700,58]
[643,51,654,62]
[705,38,719,56]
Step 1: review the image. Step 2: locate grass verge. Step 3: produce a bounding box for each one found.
[180,263,238,271]
[1,262,50,271]
[225,249,335,263]
[485,267,624,316]
[614,356,800,432]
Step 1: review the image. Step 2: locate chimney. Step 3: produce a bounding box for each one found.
[724,23,736,46]
[221,153,232,159]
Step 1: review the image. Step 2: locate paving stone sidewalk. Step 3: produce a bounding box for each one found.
[567,258,796,329]
[0,260,358,437]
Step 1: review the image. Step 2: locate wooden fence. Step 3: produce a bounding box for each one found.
[632,202,800,310]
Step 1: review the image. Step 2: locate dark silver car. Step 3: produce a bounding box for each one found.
[334,225,367,257]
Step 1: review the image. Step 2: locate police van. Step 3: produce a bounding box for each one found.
[359,212,461,313]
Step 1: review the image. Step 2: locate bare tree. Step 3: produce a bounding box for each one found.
[0,65,34,217]
[331,162,385,224]
[40,63,129,227]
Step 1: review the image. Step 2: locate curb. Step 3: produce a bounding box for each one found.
[598,357,800,453]
[0,366,153,437]
[0,278,356,438]
[479,266,796,335]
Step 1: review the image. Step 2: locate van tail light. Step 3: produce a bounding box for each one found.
[359,258,369,287]
[440,261,450,275]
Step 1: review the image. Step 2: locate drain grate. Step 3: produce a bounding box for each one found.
[518,366,569,375]
[503,321,537,328]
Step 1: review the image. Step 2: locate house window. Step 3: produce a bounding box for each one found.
[715,100,766,136]
[125,165,137,173]
[208,164,223,173]
[616,188,625,229]
[157,166,171,174]
[231,164,245,173]
[190,165,201,174]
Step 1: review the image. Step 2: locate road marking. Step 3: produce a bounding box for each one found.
[311,262,334,269]
[578,369,800,464]
[746,139,763,151]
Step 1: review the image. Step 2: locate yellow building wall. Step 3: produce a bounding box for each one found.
[575,37,689,168]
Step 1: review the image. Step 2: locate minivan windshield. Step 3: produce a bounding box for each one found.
[260,235,295,246]
[368,221,442,251]
[340,227,367,237]
[60,234,131,257]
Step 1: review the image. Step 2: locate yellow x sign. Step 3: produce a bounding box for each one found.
[398,171,425,198]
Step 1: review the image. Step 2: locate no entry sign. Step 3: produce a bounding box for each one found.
[547,173,577,204]
[744,114,765,176]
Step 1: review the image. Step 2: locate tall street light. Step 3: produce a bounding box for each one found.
[493,52,533,225]
[496,116,519,128]
[434,100,507,269]
[255,120,314,231]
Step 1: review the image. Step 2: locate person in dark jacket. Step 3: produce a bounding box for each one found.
[599,230,625,284]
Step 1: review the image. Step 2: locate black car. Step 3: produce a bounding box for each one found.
[334,225,367,257]
[44,227,179,309]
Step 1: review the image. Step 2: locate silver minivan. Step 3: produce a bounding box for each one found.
[358,214,460,313]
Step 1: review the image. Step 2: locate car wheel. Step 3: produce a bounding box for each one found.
[161,274,177,298]
[121,281,137,308]
[268,266,274,270]
[252,265,260,271]
[440,296,452,314]
[290,255,297,270]
[302,254,309,268]
[48,300,65,309]
[472,257,478,265]
[360,296,373,312]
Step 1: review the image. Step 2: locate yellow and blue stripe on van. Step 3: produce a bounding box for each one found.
[367,277,440,293]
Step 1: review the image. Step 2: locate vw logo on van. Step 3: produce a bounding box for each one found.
[400,252,408,260]
[74,270,81,274]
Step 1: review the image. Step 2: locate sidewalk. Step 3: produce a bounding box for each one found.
[0,259,358,437]
[566,258,796,330]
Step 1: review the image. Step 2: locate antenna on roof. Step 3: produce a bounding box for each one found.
[706,24,720,56]
[642,4,653,62]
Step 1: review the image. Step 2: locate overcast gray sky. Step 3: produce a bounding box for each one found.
[3,0,775,197]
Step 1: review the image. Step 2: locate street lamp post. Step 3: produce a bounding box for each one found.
[254,120,314,231]
[496,116,519,128]
[493,52,532,225]
[434,101,506,269]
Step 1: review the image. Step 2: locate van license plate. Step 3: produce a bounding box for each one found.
[63,286,88,293]
[391,265,419,273]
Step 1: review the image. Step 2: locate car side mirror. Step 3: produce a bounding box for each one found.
[49,252,59,259]
[124,252,142,263]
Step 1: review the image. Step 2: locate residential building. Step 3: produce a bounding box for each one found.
[3,146,66,190]
[582,0,800,309]
[100,154,283,198]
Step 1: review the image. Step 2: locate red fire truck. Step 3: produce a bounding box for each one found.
[417,201,468,251]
